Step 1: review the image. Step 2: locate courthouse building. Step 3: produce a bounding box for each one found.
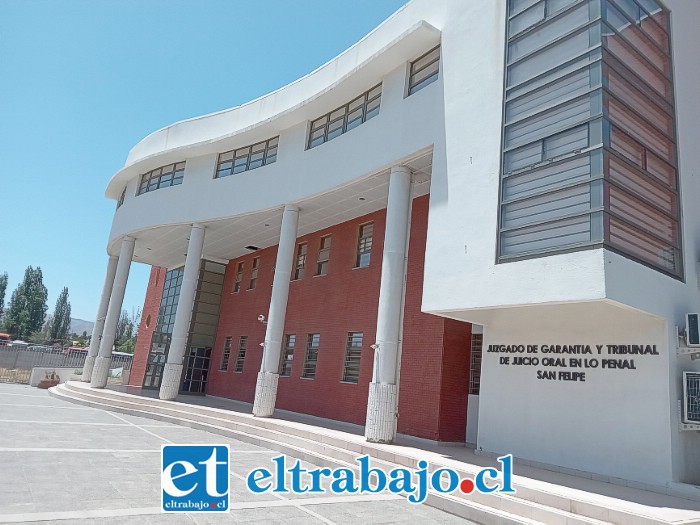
[83,0,700,489]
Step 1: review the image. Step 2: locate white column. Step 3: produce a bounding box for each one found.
[253,204,299,417]
[159,224,206,400]
[82,255,118,382]
[91,237,135,388]
[365,166,412,443]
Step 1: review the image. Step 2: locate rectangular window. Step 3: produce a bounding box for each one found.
[233,262,244,293]
[137,162,185,196]
[293,243,307,281]
[316,236,331,276]
[248,257,259,290]
[408,45,440,95]
[469,333,483,395]
[307,84,381,149]
[302,333,320,379]
[219,336,232,371]
[355,223,373,268]
[342,332,363,384]
[234,336,247,372]
[279,335,295,376]
[215,137,278,178]
[117,187,126,209]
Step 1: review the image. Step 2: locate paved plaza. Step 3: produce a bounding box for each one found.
[0,383,471,524]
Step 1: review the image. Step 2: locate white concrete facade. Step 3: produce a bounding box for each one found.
[99,0,700,490]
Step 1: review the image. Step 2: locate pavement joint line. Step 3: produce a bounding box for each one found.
[0,404,97,410]
[0,447,277,453]
[0,494,399,523]
[105,410,175,444]
[0,393,51,398]
[230,468,338,524]
[0,420,133,426]
[0,448,163,453]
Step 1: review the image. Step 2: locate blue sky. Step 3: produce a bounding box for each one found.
[0,0,407,323]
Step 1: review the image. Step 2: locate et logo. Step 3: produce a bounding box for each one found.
[161,444,230,512]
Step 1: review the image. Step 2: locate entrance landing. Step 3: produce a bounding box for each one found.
[51,381,700,525]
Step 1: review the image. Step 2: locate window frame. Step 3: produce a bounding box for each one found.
[316,236,331,276]
[219,336,232,371]
[341,332,363,384]
[293,243,307,281]
[136,162,186,196]
[214,136,279,179]
[355,222,374,269]
[307,84,382,149]
[248,257,259,290]
[233,262,244,293]
[302,333,321,379]
[234,336,247,373]
[279,334,295,377]
[407,45,441,96]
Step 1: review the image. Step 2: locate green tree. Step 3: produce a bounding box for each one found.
[116,308,141,354]
[48,287,71,343]
[0,272,8,316]
[4,266,48,339]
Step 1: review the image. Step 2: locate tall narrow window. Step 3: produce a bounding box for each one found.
[279,335,295,376]
[293,243,307,281]
[408,45,440,95]
[234,336,247,372]
[302,333,320,379]
[469,333,483,395]
[233,262,244,293]
[220,336,232,371]
[248,257,259,290]
[342,332,363,383]
[316,236,331,276]
[117,187,126,209]
[356,223,373,268]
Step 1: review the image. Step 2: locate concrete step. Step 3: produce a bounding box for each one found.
[50,381,700,525]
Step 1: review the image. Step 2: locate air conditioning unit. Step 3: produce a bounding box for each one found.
[683,372,700,424]
[686,314,700,347]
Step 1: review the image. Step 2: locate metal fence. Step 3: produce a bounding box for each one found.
[0,345,132,384]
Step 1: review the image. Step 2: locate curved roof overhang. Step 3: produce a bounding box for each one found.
[105,17,441,200]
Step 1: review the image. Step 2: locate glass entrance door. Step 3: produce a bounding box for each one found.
[143,352,166,389]
[181,346,211,395]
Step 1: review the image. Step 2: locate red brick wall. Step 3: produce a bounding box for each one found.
[129,266,166,387]
[397,196,471,442]
[132,196,473,441]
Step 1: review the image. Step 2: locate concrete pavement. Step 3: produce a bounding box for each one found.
[0,382,471,524]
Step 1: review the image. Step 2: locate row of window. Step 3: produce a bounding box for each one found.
[498,0,681,277]
[219,331,364,384]
[121,46,441,201]
[231,222,374,293]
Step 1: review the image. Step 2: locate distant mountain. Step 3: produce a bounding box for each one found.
[70,318,94,336]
